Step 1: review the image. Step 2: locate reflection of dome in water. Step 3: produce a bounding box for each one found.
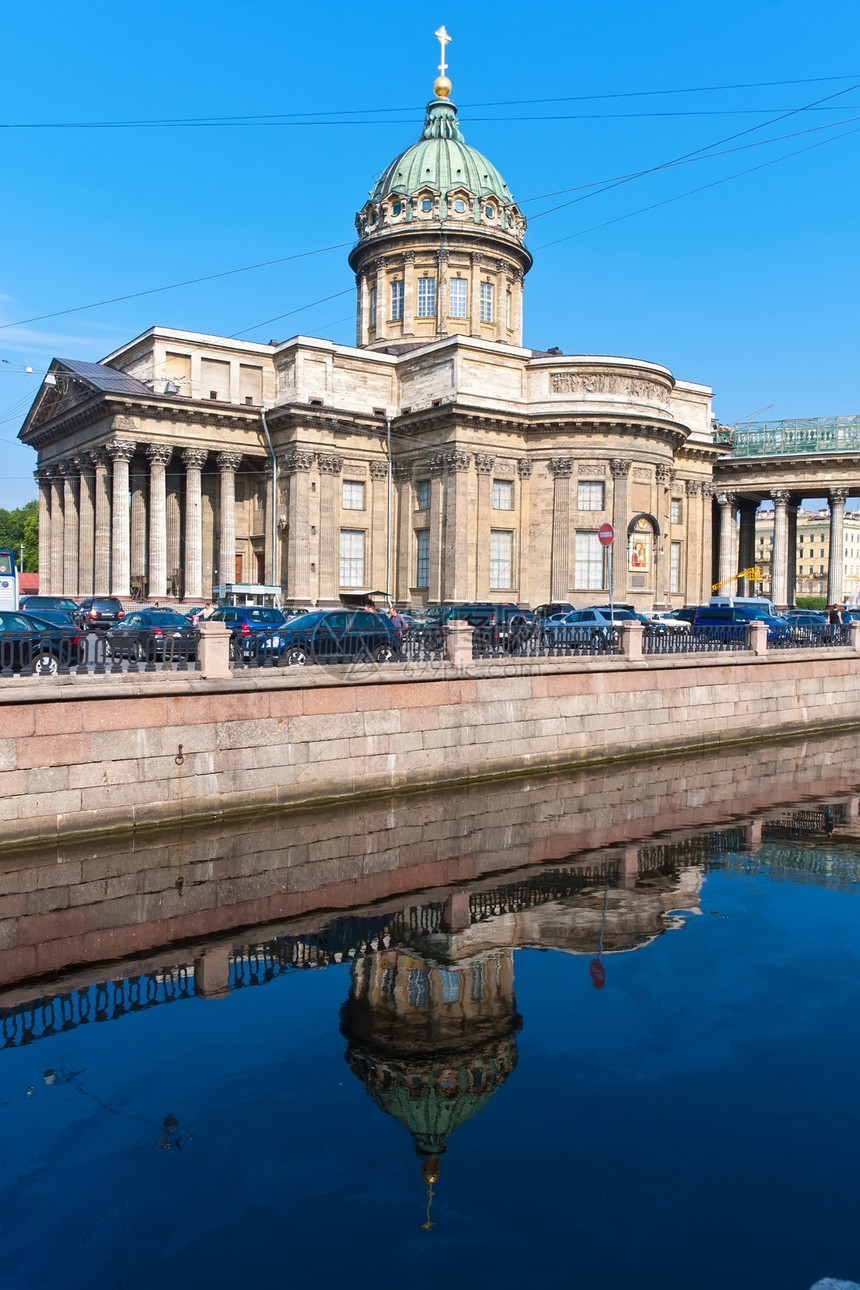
[340,949,521,1160]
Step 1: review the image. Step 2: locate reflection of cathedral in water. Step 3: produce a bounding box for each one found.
[341,947,521,1216]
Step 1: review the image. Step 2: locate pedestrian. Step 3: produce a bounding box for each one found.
[388,606,407,631]
[828,603,844,626]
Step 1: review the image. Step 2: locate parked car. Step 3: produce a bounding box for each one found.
[551,607,638,628]
[107,609,198,661]
[19,608,79,629]
[78,596,126,628]
[20,595,80,618]
[782,610,828,625]
[0,610,83,674]
[688,605,789,643]
[639,610,690,632]
[208,605,289,659]
[270,608,402,665]
[533,602,574,621]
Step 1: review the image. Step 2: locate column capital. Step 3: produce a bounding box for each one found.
[393,462,412,481]
[34,465,54,482]
[517,458,533,479]
[72,453,93,474]
[685,479,701,496]
[403,250,416,264]
[216,451,242,473]
[716,491,737,507]
[655,464,674,485]
[771,489,792,506]
[610,458,631,479]
[369,461,388,480]
[89,448,108,469]
[445,450,471,472]
[702,483,716,499]
[473,453,495,475]
[829,487,849,503]
[58,459,79,480]
[106,438,136,463]
[548,458,573,478]
[146,444,173,467]
[283,450,314,474]
[182,447,208,470]
[316,453,343,475]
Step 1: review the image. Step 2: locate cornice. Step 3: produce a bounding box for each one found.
[22,392,264,451]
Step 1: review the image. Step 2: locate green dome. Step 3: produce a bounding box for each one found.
[371,98,515,205]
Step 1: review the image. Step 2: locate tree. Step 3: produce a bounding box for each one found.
[0,500,38,571]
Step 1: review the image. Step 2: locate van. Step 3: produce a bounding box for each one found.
[708,595,780,617]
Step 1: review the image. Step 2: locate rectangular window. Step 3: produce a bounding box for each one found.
[342,480,365,511]
[449,278,467,318]
[390,279,404,321]
[417,277,436,318]
[670,541,682,594]
[415,530,430,587]
[415,480,430,511]
[480,281,494,323]
[489,529,513,589]
[492,479,513,510]
[339,529,365,587]
[577,481,605,511]
[670,497,682,525]
[440,969,460,1004]
[369,286,377,327]
[574,531,605,590]
[506,289,512,329]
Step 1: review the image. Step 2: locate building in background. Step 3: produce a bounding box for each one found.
[754,507,860,602]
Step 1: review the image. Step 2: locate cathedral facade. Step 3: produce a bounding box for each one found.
[19,48,722,611]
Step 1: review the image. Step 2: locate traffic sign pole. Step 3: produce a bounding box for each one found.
[597,523,615,624]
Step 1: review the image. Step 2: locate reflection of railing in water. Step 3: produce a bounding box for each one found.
[0,966,194,1051]
[763,806,849,837]
[741,843,860,889]
[638,829,746,873]
[469,861,617,923]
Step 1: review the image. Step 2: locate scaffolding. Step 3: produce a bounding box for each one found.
[728,416,860,458]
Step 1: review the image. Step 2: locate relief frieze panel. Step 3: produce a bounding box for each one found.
[550,371,669,404]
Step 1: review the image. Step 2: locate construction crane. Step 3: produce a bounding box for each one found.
[711,567,765,593]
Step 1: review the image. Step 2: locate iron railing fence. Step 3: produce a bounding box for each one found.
[729,416,860,458]
[768,623,850,650]
[472,623,622,659]
[0,630,200,678]
[643,625,748,653]
[228,626,401,669]
[401,625,446,663]
[0,632,82,677]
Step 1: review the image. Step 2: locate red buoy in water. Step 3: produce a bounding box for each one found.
[589,959,605,990]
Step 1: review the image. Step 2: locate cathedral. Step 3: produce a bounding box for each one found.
[19,32,722,610]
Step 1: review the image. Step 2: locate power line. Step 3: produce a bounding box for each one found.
[230,289,354,339]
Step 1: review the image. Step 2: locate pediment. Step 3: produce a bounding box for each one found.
[19,366,98,440]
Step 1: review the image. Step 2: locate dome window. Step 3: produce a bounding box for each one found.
[485,205,495,219]
[392,202,403,216]
[453,199,466,213]
[421,199,433,212]
[369,209,377,225]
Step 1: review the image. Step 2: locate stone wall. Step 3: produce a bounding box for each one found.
[1,648,860,850]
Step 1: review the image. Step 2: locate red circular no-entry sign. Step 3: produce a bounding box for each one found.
[598,522,615,546]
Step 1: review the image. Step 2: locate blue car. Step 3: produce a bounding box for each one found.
[269,609,402,666]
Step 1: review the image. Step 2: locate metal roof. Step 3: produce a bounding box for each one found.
[56,358,154,396]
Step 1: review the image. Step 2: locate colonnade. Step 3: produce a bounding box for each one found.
[714,488,849,607]
[35,441,252,600]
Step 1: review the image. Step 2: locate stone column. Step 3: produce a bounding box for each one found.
[316,453,343,603]
[474,454,495,599]
[91,449,111,595]
[373,259,386,338]
[166,471,182,598]
[737,498,758,595]
[130,463,147,592]
[107,439,135,597]
[182,449,207,601]
[443,450,471,601]
[548,458,572,600]
[61,462,79,596]
[394,463,413,602]
[516,459,533,604]
[828,488,848,606]
[469,252,482,336]
[716,492,737,585]
[436,248,449,337]
[683,480,701,603]
[216,452,242,590]
[284,450,314,605]
[771,490,791,609]
[428,454,445,604]
[75,455,95,597]
[356,273,368,348]
[702,484,716,599]
[610,458,631,595]
[370,461,389,594]
[35,470,52,595]
[146,445,172,600]
[787,501,798,608]
[402,251,415,338]
[49,471,64,594]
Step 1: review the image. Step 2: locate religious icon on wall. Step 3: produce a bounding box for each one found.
[628,518,653,573]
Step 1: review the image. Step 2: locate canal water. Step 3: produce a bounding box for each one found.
[0,734,859,1290]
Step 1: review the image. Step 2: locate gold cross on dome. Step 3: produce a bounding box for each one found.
[434,25,451,78]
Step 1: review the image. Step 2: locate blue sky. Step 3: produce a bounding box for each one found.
[1,0,858,507]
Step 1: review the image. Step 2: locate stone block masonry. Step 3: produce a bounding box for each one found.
[1,648,859,848]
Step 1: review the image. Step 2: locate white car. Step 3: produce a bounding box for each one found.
[638,611,690,632]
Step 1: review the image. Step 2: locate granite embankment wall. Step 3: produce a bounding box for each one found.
[1,647,859,848]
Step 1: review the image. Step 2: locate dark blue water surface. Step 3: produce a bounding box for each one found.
[1,843,859,1289]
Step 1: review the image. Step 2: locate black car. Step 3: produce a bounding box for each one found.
[20,595,81,618]
[266,609,402,666]
[0,610,83,674]
[533,602,574,621]
[208,605,289,659]
[107,610,198,661]
[78,596,126,628]
[445,601,537,650]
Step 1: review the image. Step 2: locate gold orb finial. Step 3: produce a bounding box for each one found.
[433,26,452,97]
[422,1155,441,1185]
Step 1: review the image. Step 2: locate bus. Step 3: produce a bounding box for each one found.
[0,549,20,612]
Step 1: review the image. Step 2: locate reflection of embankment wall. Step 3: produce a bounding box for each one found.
[0,727,857,987]
[2,652,860,848]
